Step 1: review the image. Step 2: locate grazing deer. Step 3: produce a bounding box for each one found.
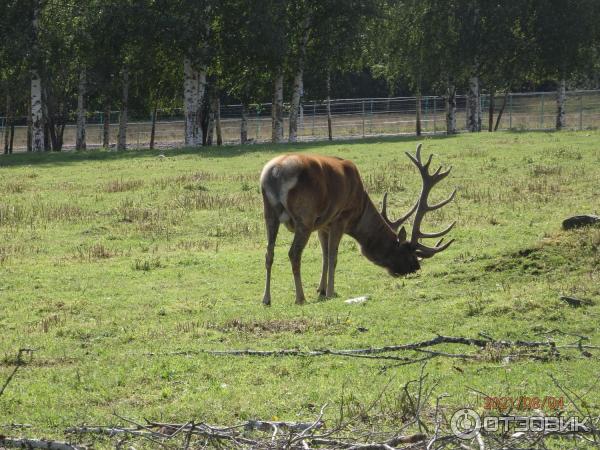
[260,144,456,305]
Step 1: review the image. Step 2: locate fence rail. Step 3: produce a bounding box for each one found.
[2,90,600,152]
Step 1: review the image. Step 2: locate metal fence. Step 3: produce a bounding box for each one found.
[2,90,600,151]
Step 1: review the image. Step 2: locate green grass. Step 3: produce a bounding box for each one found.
[0,131,599,446]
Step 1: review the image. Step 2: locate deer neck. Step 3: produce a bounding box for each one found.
[349,194,398,266]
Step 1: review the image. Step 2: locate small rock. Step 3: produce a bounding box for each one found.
[562,215,600,230]
[345,295,369,305]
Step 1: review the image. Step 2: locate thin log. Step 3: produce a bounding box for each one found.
[149,334,598,362]
[0,437,84,450]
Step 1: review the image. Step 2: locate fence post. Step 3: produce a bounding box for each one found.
[540,94,544,129]
[362,100,365,138]
[370,99,373,134]
[433,97,437,134]
[256,107,260,141]
[312,102,316,136]
[509,94,513,130]
[579,95,583,130]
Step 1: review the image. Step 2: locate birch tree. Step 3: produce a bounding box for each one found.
[31,0,44,152]
[156,0,213,148]
[288,9,312,142]
[183,57,205,146]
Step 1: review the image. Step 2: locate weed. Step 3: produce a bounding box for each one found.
[133,256,162,271]
[104,178,144,193]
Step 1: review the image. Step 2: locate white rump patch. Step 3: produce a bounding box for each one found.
[260,155,301,208]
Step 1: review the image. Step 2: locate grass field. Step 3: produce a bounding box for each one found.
[0,131,599,447]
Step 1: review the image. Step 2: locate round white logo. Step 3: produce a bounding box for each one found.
[451,408,481,440]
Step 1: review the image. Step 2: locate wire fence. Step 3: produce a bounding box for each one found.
[2,90,600,151]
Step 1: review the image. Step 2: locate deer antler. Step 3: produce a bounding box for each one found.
[380,192,418,231]
[405,144,456,258]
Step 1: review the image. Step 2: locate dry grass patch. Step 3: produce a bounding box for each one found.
[206,317,347,336]
[104,178,144,193]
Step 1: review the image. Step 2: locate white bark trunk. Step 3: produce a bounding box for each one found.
[271,73,284,143]
[31,71,44,152]
[30,1,43,152]
[556,79,566,130]
[183,58,206,147]
[117,69,129,151]
[183,57,199,146]
[288,70,303,142]
[288,17,310,143]
[240,104,248,144]
[467,76,481,132]
[76,69,86,150]
[446,85,457,134]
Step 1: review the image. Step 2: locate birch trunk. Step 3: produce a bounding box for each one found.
[31,0,44,152]
[183,58,207,146]
[326,71,332,141]
[76,69,86,150]
[183,57,199,146]
[117,69,129,151]
[102,103,110,148]
[31,72,44,152]
[288,18,310,143]
[467,75,481,132]
[415,93,422,136]
[556,79,566,130]
[149,106,157,150]
[240,103,248,144]
[271,72,284,143]
[445,85,456,134]
[288,70,303,142]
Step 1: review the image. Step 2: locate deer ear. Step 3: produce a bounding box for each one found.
[397,226,407,242]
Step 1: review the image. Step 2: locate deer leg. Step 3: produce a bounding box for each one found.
[289,226,311,305]
[317,230,329,296]
[326,225,343,298]
[262,199,280,306]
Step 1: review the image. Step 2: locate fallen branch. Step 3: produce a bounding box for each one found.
[0,437,84,450]
[147,334,599,365]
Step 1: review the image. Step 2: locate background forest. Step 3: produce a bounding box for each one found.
[1,0,599,152]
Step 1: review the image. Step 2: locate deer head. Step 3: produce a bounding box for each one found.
[376,144,456,276]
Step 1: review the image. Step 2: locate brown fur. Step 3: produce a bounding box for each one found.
[260,154,419,306]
